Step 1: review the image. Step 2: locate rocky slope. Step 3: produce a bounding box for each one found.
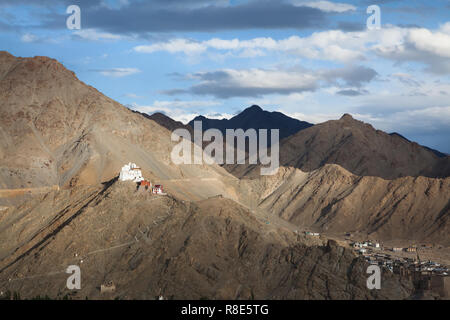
[139,111,194,136]
[0,51,239,205]
[0,52,447,299]
[0,180,413,299]
[236,165,450,245]
[1,51,448,246]
[277,114,450,179]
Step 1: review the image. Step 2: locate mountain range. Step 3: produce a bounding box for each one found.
[276,113,448,179]
[0,51,449,299]
[147,105,449,180]
[188,105,313,144]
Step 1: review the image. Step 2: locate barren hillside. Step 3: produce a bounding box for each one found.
[0,180,413,299]
[278,114,450,179]
[0,51,239,205]
[0,52,448,300]
[236,165,450,245]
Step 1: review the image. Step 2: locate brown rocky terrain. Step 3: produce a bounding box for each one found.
[226,114,449,180]
[0,180,413,299]
[278,114,450,179]
[235,165,450,246]
[0,52,448,299]
[0,51,240,206]
[221,114,450,246]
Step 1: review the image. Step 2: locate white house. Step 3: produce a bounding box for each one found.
[353,242,362,248]
[119,163,144,182]
[152,185,164,195]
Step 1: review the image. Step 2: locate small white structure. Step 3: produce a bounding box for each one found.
[101,281,116,294]
[119,163,144,182]
[152,184,164,195]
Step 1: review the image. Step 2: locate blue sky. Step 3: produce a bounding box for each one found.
[1,0,449,153]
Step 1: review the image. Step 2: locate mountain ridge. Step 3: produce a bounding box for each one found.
[277,114,449,179]
[0,52,448,300]
[188,104,313,142]
[0,51,241,205]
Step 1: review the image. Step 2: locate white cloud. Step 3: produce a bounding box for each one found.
[129,100,223,124]
[94,68,141,77]
[137,100,220,109]
[370,24,450,73]
[133,23,450,72]
[133,34,361,62]
[391,73,421,87]
[134,39,207,55]
[284,111,342,124]
[21,33,39,43]
[184,68,320,98]
[203,68,319,89]
[292,0,356,13]
[171,65,377,98]
[355,106,450,134]
[73,29,127,41]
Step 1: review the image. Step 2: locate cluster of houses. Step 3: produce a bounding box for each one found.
[304,231,320,237]
[351,240,381,254]
[392,246,419,252]
[350,240,434,256]
[363,252,450,297]
[349,240,449,278]
[119,163,165,195]
[363,253,447,274]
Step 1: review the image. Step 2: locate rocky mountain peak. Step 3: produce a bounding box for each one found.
[340,113,354,121]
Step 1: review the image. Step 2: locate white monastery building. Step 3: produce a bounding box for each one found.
[119,163,144,182]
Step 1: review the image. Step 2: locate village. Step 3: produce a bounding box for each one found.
[348,239,448,276]
[301,230,449,277]
[300,230,450,298]
[348,236,450,298]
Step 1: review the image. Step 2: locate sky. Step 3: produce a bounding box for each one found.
[0,0,449,153]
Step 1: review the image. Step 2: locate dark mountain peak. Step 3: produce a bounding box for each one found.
[188,105,313,142]
[146,112,193,133]
[192,115,207,121]
[151,112,166,118]
[389,132,410,142]
[244,105,263,113]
